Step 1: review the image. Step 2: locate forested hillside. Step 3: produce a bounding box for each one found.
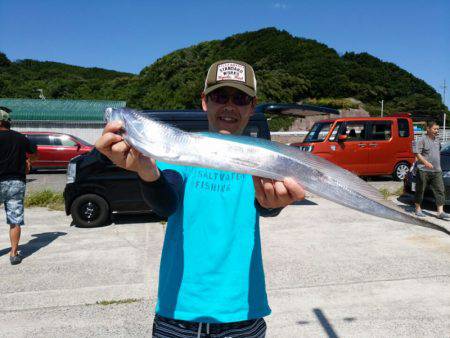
[0,28,446,118]
[0,53,136,100]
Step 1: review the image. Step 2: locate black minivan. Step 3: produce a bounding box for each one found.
[64,110,271,227]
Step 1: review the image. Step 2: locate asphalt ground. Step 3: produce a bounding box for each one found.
[0,188,449,337]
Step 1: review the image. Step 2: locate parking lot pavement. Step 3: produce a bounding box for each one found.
[0,198,449,337]
[366,176,404,194]
[26,172,67,193]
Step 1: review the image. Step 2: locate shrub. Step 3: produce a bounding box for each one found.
[25,190,65,211]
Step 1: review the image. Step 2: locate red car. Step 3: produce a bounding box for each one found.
[23,132,93,170]
[290,114,415,180]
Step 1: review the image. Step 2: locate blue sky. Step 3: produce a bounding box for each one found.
[1,0,448,102]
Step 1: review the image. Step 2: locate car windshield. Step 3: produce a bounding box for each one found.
[70,135,93,146]
[304,122,333,142]
[441,144,450,154]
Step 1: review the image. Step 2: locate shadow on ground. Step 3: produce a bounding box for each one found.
[364,175,395,182]
[397,194,446,214]
[296,308,354,338]
[70,212,164,229]
[112,213,164,225]
[30,170,67,174]
[292,199,318,206]
[397,195,415,212]
[0,231,67,258]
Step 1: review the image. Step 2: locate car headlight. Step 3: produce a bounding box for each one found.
[67,162,77,183]
[442,171,450,178]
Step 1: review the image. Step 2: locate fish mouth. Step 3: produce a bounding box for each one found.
[104,107,114,123]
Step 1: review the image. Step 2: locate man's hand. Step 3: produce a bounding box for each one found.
[253,176,305,209]
[424,161,434,169]
[95,121,160,182]
[416,154,434,170]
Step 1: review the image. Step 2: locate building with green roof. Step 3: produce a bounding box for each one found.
[0,98,126,143]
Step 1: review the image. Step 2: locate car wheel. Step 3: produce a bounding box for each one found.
[70,194,110,227]
[393,162,410,181]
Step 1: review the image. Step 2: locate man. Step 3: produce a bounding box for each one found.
[0,106,37,265]
[96,60,305,337]
[413,120,449,220]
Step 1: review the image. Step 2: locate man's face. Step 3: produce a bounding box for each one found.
[201,87,256,135]
[427,124,439,137]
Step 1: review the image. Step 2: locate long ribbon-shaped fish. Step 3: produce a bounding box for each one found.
[105,107,449,235]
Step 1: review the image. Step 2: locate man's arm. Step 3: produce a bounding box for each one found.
[139,169,183,218]
[416,153,433,169]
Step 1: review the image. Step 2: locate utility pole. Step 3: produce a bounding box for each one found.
[380,99,384,117]
[37,89,46,100]
[442,80,447,142]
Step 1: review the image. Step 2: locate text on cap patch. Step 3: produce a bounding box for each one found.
[216,63,246,82]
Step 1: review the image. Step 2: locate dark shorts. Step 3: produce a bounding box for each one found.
[0,180,26,226]
[414,170,445,206]
[152,314,267,338]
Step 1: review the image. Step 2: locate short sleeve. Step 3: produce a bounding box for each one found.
[413,137,424,154]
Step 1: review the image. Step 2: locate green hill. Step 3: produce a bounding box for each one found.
[0,27,446,118]
[0,52,136,100]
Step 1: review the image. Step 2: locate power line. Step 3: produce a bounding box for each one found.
[441,79,447,105]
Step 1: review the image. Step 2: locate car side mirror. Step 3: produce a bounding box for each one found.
[76,144,81,151]
[338,134,347,142]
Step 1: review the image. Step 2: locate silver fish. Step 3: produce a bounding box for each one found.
[104,107,449,235]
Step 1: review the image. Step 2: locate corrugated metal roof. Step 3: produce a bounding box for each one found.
[0,98,126,121]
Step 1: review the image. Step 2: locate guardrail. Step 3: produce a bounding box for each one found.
[271,130,450,145]
[270,131,308,137]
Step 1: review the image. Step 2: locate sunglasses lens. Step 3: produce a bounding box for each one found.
[210,91,229,104]
[232,92,252,106]
[209,90,252,106]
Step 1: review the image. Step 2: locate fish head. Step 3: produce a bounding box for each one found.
[106,108,180,161]
[104,108,150,139]
[104,107,125,124]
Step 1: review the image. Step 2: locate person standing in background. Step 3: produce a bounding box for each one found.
[413,121,449,220]
[0,106,37,265]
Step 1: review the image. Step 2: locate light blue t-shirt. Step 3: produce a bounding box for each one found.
[155,162,271,323]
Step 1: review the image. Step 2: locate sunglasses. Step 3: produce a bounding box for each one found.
[208,89,253,106]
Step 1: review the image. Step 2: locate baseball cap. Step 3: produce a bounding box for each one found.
[204,60,257,97]
[0,106,11,122]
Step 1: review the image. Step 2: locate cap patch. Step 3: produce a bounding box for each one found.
[216,63,245,82]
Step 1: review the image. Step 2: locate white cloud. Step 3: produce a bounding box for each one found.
[273,2,288,9]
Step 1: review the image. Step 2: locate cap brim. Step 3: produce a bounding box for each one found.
[204,82,256,97]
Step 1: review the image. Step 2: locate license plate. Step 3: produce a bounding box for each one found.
[411,182,416,192]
